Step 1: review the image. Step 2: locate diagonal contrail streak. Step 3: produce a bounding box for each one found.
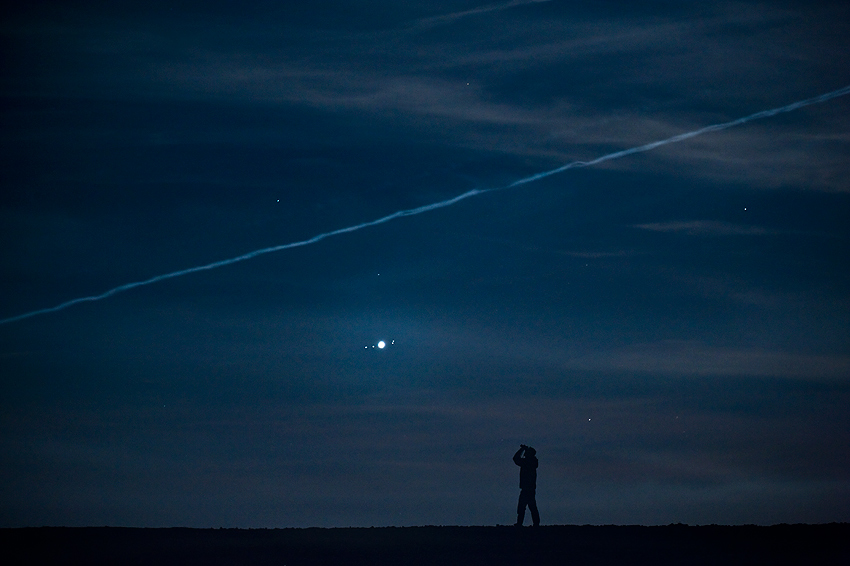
[506,84,850,188]
[2,84,849,325]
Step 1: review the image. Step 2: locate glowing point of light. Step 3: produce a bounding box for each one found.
[378,341,386,349]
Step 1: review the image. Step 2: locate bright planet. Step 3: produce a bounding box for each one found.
[377,341,386,349]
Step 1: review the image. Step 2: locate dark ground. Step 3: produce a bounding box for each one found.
[3,524,848,565]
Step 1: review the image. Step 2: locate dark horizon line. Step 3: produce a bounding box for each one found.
[4,522,848,530]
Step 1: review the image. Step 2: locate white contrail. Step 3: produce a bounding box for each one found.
[2,84,849,325]
[0,189,484,325]
[506,84,850,188]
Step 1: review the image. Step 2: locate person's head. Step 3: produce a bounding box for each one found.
[525,447,536,457]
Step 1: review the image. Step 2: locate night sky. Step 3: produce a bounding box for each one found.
[2,1,849,528]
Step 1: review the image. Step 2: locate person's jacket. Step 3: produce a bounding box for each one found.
[513,452,538,490]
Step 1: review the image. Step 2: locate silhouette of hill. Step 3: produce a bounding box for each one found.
[3,524,848,565]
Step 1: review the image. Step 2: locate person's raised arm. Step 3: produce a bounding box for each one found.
[513,445,526,466]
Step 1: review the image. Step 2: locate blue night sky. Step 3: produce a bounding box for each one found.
[1,1,849,527]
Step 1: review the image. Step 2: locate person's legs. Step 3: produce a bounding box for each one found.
[528,491,540,526]
[516,491,527,526]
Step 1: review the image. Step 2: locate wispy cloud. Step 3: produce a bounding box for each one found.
[412,0,551,29]
[569,340,850,380]
[632,220,773,236]
[461,234,634,259]
[3,2,849,189]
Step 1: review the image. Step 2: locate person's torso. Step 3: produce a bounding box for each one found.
[519,457,537,489]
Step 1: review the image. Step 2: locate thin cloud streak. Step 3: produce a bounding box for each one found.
[568,341,850,380]
[412,0,550,29]
[2,84,849,325]
[632,221,772,236]
[504,84,850,188]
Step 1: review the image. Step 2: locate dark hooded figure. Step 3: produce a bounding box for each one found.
[513,444,540,527]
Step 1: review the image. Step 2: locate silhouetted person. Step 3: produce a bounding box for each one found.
[513,444,540,527]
